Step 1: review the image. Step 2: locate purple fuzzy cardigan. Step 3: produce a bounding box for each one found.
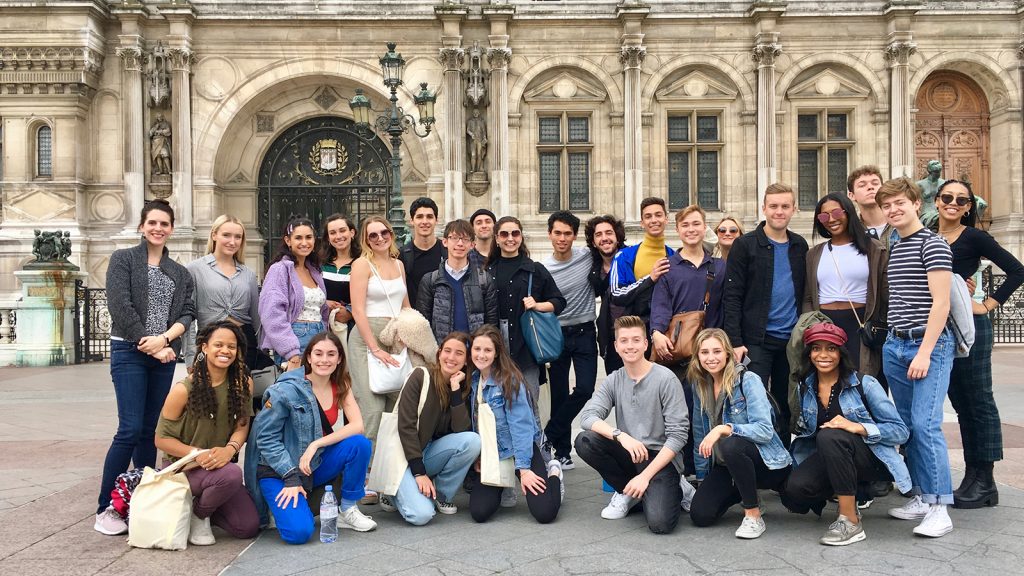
[258,258,329,359]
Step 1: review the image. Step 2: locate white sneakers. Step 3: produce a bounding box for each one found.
[93,507,128,536]
[338,505,377,532]
[547,459,566,503]
[378,494,397,513]
[679,477,696,512]
[889,495,953,538]
[601,491,639,520]
[188,513,216,546]
[735,515,766,539]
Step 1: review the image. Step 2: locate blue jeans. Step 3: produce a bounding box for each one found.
[258,434,371,545]
[883,329,954,505]
[97,339,176,513]
[275,321,325,365]
[545,322,598,458]
[392,431,481,525]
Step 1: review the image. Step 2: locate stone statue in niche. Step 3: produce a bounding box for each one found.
[916,159,944,228]
[147,42,171,108]
[27,230,77,270]
[150,114,172,176]
[467,107,488,174]
[464,41,489,195]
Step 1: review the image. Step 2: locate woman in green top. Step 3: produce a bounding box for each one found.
[321,214,360,348]
[155,321,259,545]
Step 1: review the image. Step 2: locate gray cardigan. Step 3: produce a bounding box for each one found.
[106,240,195,354]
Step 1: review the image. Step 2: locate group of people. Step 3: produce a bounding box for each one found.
[91,162,1023,547]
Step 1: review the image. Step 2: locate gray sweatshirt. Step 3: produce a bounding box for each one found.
[579,363,690,473]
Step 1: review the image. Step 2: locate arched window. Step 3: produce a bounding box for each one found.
[37,125,52,177]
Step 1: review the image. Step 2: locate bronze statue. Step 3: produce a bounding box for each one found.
[917,160,944,228]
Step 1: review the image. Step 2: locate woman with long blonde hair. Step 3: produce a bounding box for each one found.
[713,216,744,261]
[686,328,791,539]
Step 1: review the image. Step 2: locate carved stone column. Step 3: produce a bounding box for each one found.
[886,40,917,179]
[1018,40,1024,215]
[487,47,512,217]
[116,43,144,234]
[620,45,645,222]
[752,37,781,208]
[167,47,195,231]
[439,47,465,222]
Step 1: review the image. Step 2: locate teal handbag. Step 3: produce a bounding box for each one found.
[520,272,563,364]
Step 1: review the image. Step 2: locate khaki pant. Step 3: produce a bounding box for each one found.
[348,316,400,451]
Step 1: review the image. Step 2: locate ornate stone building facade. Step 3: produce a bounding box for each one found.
[1,0,1023,295]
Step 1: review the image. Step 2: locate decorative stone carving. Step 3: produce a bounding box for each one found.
[166,47,196,72]
[146,42,171,108]
[149,113,172,176]
[313,87,339,111]
[116,46,143,72]
[256,113,275,133]
[465,42,488,107]
[467,107,488,175]
[27,230,77,270]
[884,41,917,65]
[465,42,490,191]
[485,47,511,70]
[751,42,782,66]
[2,46,104,73]
[438,47,465,72]
[619,45,646,69]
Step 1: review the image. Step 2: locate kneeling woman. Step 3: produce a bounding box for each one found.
[469,326,563,523]
[245,332,376,544]
[380,332,481,524]
[782,323,911,546]
[687,329,792,539]
[155,321,259,545]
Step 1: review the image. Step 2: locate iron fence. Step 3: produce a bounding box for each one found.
[983,271,1024,344]
[74,280,110,363]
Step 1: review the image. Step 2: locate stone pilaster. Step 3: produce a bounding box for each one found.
[116,42,144,235]
[886,39,917,179]
[487,47,512,217]
[167,46,195,231]
[438,47,465,222]
[752,37,781,208]
[620,45,646,222]
[1017,39,1024,215]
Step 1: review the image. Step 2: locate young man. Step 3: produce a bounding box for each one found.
[585,215,627,375]
[415,219,498,343]
[575,315,688,534]
[877,177,956,538]
[543,211,599,470]
[610,197,674,331]
[847,165,896,246]
[723,183,807,445]
[401,196,447,304]
[468,208,495,269]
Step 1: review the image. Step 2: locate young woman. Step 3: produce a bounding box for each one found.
[244,332,375,544]
[781,323,911,546]
[934,180,1024,509]
[185,214,261,370]
[258,217,328,370]
[713,216,744,261]
[468,326,563,524]
[155,321,259,545]
[379,332,482,525]
[95,199,195,536]
[485,216,566,410]
[348,216,410,467]
[686,328,791,539]
[804,193,887,376]
[320,214,360,350]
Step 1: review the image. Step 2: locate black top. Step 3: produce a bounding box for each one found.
[949,226,1024,305]
[816,381,843,429]
[405,241,445,305]
[487,254,567,367]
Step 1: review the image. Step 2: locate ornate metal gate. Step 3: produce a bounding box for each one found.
[258,116,393,262]
[74,280,111,363]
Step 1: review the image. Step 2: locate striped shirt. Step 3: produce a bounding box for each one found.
[544,246,597,326]
[886,228,952,330]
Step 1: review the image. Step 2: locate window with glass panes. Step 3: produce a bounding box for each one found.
[666,113,720,211]
[36,125,52,177]
[796,110,851,209]
[537,114,591,212]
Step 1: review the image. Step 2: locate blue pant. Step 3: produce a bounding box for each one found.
[275,321,325,365]
[392,432,481,525]
[883,329,954,505]
[259,434,371,545]
[545,322,598,458]
[97,339,176,513]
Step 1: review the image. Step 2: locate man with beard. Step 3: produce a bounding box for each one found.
[585,215,627,374]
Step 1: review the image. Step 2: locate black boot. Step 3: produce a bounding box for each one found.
[954,463,998,509]
[953,465,978,499]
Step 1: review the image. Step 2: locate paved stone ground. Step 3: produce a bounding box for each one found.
[1,350,1023,575]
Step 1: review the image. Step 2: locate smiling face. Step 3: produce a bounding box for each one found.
[471,335,496,373]
[640,203,668,237]
[438,337,468,378]
[364,220,393,255]
[326,218,355,255]
[697,336,728,377]
[548,220,576,256]
[848,173,882,208]
[936,182,972,225]
[443,229,472,261]
[411,206,437,240]
[817,199,849,242]
[201,327,238,371]
[715,218,740,249]
[306,339,341,378]
[284,224,316,259]
[880,193,921,231]
[139,208,174,247]
[212,221,244,260]
[592,222,618,257]
[473,215,494,241]
[809,341,840,378]
[762,192,796,233]
[613,325,648,365]
[496,221,523,257]
[676,211,706,249]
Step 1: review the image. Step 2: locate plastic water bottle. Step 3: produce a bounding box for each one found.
[319,486,338,543]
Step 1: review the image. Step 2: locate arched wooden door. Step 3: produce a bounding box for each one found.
[914,71,991,217]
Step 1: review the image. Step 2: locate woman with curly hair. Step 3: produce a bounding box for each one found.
[155,321,259,545]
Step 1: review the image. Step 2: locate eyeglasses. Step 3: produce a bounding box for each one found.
[717,227,739,235]
[938,193,971,207]
[497,229,522,239]
[446,235,472,245]
[367,229,392,242]
[816,208,846,225]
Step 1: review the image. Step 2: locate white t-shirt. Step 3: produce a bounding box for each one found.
[816,242,869,305]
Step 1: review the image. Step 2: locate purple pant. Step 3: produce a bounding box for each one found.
[185,463,260,539]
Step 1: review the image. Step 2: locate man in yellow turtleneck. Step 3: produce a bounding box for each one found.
[609,197,675,330]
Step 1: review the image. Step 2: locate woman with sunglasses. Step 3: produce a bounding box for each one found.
[713,217,744,261]
[803,193,886,377]
[934,180,1024,509]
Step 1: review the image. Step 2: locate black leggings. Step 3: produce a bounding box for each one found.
[782,428,892,514]
[469,444,561,524]
[689,435,790,527]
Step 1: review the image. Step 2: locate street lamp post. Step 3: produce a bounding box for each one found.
[349,43,436,246]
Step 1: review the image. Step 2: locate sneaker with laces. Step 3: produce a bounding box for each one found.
[338,505,377,532]
[888,494,930,520]
[500,486,518,508]
[547,458,566,503]
[359,489,379,506]
[819,515,866,546]
[378,494,397,513]
[679,477,696,512]
[93,506,128,536]
[913,504,952,538]
[735,515,766,539]
[556,455,576,471]
[601,491,639,520]
[434,499,458,515]
[857,497,874,510]
[188,512,216,546]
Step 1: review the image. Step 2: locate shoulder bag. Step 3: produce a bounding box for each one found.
[825,243,884,350]
[520,272,564,364]
[367,366,431,496]
[915,234,976,357]
[476,379,516,488]
[650,266,714,366]
[127,449,210,550]
[367,261,413,394]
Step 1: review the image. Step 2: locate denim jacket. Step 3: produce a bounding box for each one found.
[243,368,325,526]
[791,372,912,494]
[471,371,542,470]
[691,370,792,480]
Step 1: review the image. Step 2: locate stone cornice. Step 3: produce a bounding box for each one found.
[747,0,786,18]
[0,46,104,95]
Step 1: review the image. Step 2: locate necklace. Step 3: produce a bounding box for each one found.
[940,224,964,242]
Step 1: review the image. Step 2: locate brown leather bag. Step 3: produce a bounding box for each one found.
[650,267,715,366]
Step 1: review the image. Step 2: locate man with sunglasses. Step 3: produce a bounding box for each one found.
[401,197,447,306]
[415,219,498,343]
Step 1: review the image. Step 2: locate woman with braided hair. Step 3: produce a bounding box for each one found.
[155,321,259,545]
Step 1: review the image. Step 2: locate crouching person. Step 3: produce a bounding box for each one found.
[575,316,688,534]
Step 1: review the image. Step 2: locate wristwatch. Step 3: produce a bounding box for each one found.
[612,428,622,441]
